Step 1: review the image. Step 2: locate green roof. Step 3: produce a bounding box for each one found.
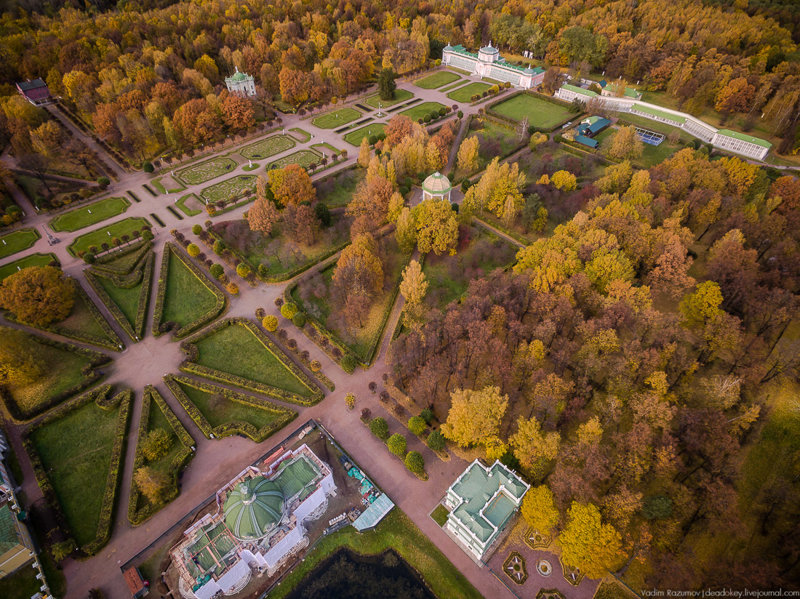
[225,69,252,83]
[275,455,318,499]
[0,504,22,553]
[561,83,597,98]
[422,171,451,194]
[449,461,528,543]
[717,129,772,149]
[224,477,284,539]
[631,104,686,124]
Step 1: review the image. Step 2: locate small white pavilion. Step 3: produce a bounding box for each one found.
[421,172,452,202]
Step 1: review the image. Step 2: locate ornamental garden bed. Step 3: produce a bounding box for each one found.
[176,193,204,216]
[151,174,185,194]
[268,149,323,170]
[128,386,195,526]
[399,101,446,122]
[238,134,296,161]
[175,156,238,185]
[344,122,386,146]
[179,318,323,405]
[415,71,460,89]
[25,385,131,554]
[489,93,573,130]
[50,197,130,233]
[312,107,362,129]
[164,374,297,442]
[290,235,410,366]
[0,228,40,259]
[446,82,491,103]
[66,216,151,257]
[152,243,226,339]
[0,253,58,280]
[364,89,413,108]
[0,327,110,422]
[199,174,257,204]
[210,212,351,282]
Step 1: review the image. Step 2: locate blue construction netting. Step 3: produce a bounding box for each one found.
[635,127,665,146]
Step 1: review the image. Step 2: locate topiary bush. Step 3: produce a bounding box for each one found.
[236,263,251,278]
[280,302,298,319]
[186,243,200,257]
[387,433,407,457]
[192,224,202,235]
[345,392,355,410]
[262,315,278,331]
[292,313,306,327]
[408,416,426,436]
[226,282,239,295]
[369,417,389,441]
[427,429,446,452]
[140,428,172,462]
[310,360,321,372]
[405,451,424,474]
[209,263,224,278]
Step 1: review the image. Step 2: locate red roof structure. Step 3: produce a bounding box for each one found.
[16,78,51,105]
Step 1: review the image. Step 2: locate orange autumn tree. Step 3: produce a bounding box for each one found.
[267,163,316,207]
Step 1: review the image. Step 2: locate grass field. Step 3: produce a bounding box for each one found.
[289,128,311,142]
[161,248,221,330]
[0,228,40,259]
[430,504,449,527]
[312,107,362,129]
[447,82,491,103]
[30,395,121,546]
[399,101,446,121]
[268,149,323,170]
[311,142,342,156]
[44,282,121,348]
[415,71,460,89]
[490,94,573,129]
[0,565,39,599]
[343,123,386,146]
[238,135,296,161]
[200,175,257,204]
[0,329,95,420]
[175,193,203,216]
[315,168,364,207]
[193,322,313,396]
[97,274,142,330]
[268,509,482,599]
[365,89,413,108]
[176,156,238,185]
[0,253,57,280]
[67,217,150,256]
[50,197,130,232]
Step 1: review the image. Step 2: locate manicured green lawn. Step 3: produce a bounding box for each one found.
[311,142,342,156]
[474,119,522,162]
[30,396,120,546]
[315,168,364,207]
[161,248,220,330]
[0,228,40,259]
[312,107,362,129]
[97,275,141,328]
[430,504,450,527]
[365,89,413,108]
[42,282,121,349]
[399,101,446,121]
[268,509,482,599]
[200,175,257,204]
[415,71,460,89]
[490,93,574,129]
[1,328,95,420]
[176,156,238,185]
[268,149,323,170]
[344,122,386,146]
[151,175,185,194]
[67,217,150,256]
[447,82,491,103]
[176,193,203,216]
[238,135,296,161]
[0,565,39,599]
[194,322,312,396]
[0,253,56,280]
[289,128,311,142]
[50,197,130,233]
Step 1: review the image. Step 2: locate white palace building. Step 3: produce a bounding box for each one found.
[442,43,545,90]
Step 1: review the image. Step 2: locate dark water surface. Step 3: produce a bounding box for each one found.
[285,547,436,599]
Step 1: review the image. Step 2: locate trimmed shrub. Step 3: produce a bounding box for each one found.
[142,160,154,172]
[236,263,251,278]
[405,451,424,474]
[140,428,172,462]
[369,417,389,441]
[341,353,357,373]
[192,224,202,235]
[186,243,200,257]
[345,392,355,410]
[262,315,278,331]
[280,302,298,319]
[420,407,434,424]
[310,360,321,372]
[408,416,426,436]
[97,176,110,188]
[292,313,306,327]
[427,429,446,452]
[387,433,407,457]
[209,263,224,278]
[226,282,239,295]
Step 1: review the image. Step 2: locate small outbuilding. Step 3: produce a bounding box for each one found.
[16,79,51,106]
[421,172,452,202]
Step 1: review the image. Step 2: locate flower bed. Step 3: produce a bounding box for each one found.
[200,174,257,204]
[175,156,238,185]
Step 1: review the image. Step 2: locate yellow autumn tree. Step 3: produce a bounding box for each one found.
[509,416,560,472]
[560,502,626,579]
[455,135,480,176]
[441,386,508,449]
[521,485,560,534]
[551,170,577,191]
[413,198,459,255]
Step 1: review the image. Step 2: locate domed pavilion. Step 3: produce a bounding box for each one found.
[422,171,452,202]
[223,476,285,540]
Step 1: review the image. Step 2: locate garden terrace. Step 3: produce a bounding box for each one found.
[151,175,185,194]
[446,82,491,103]
[66,217,151,257]
[399,101,446,122]
[364,89,413,108]
[0,253,58,280]
[0,327,110,422]
[153,244,226,339]
[314,168,365,208]
[199,174,257,204]
[180,319,322,404]
[26,386,131,552]
[489,94,573,130]
[210,212,350,282]
[268,149,323,170]
[128,386,195,525]
[291,235,409,365]
[0,228,40,259]
[237,134,296,161]
[175,156,238,185]
[164,374,297,442]
[50,197,130,233]
[343,123,386,147]
[312,107,362,129]
[422,226,518,310]
[415,71,460,89]
[175,193,204,216]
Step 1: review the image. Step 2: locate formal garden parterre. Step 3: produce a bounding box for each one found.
[175,156,238,185]
[0,228,40,259]
[238,134,296,161]
[199,174,257,204]
[49,196,131,233]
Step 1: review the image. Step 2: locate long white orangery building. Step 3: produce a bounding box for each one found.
[442,43,545,89]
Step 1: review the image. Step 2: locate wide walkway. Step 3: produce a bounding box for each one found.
[0,73,533,599]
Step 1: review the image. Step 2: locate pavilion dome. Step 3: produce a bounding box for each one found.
[223,477,284,540]
[422,172,451,195]
[479,44,499,55]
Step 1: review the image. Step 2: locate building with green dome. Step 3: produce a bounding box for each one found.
[422,171,452,202]
[224,66,256,97]
[223,477,285,540]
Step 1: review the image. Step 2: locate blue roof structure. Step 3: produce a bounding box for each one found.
[578,117,611,137]
[574,135,598,148]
